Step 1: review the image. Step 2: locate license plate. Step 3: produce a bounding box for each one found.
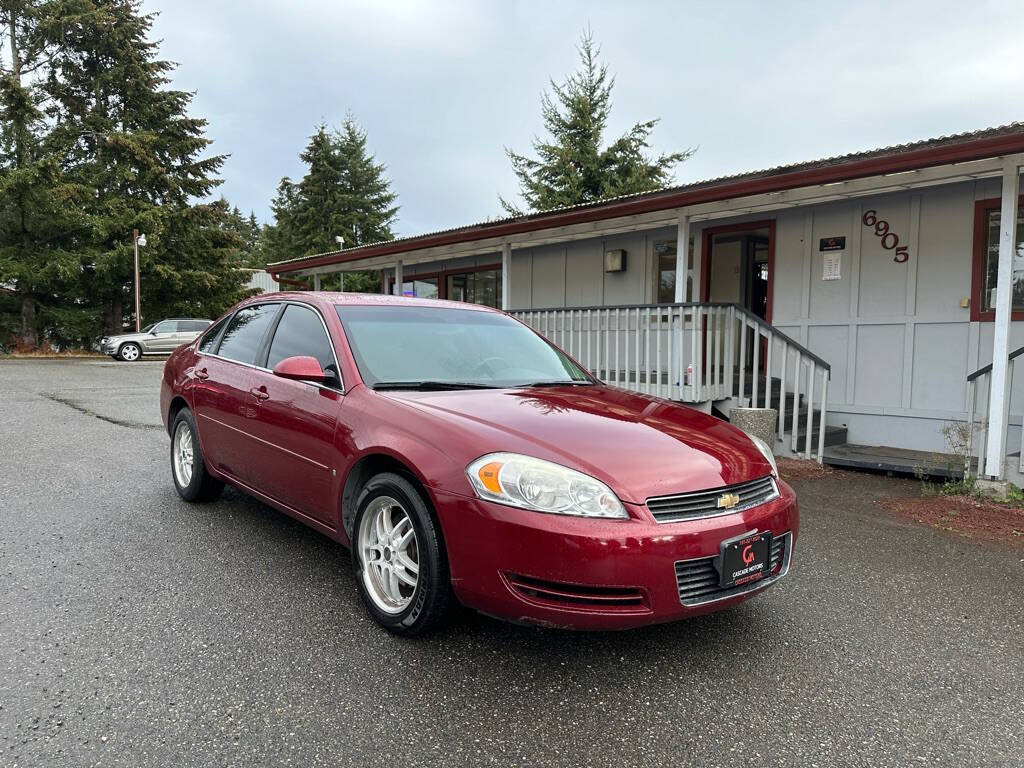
[717,531,772,588]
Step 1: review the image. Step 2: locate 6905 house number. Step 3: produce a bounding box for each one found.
[862,210,909,263]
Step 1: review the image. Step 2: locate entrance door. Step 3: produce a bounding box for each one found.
[700,221,775,376]
[701,221,774,321]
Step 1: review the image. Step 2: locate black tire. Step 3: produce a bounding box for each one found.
[118,342,141,362]
[352,472,453,636]
[170,407,224,502]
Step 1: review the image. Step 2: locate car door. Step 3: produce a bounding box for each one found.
[190,303,280,485]
[144,320,179,353]
[244,302,343,526]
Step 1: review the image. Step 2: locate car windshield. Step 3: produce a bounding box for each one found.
[336,305,592,389]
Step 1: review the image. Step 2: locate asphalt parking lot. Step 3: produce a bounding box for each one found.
[2,359,1023,767]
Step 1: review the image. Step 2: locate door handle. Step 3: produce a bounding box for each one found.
[194,367,209,380]
[249,386,269,402]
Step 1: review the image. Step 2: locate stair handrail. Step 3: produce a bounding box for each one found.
[728,304,831,376]
[966,343,1024,382]
[965,343,1024,479]
[512,301,832,376]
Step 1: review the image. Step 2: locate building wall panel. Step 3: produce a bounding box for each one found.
[807,325,849,406]
[910,322,969,411]
[529,244,567,308]
[809,203,851,319]
[854,323,904,407]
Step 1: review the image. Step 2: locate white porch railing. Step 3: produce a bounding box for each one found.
[509,302,832,461]
[965,344,1024,479]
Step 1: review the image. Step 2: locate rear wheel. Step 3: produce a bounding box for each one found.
[170,408,223,502]
[118,342,141,362]
[352,473,452,636]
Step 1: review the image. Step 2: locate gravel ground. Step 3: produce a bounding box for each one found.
[1,359,1022,767]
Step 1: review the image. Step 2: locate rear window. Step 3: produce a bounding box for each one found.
[216,304,279,364]
[198,316,229,352]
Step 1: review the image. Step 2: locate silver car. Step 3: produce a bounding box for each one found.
[100,318,212,361]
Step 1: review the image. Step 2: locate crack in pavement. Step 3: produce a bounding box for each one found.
[43,392,163,431]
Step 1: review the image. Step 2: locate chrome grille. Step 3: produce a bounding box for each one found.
[647,476,778,523]
[674,532,790,606]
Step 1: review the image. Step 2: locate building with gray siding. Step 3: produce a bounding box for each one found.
[267,122,1024,481]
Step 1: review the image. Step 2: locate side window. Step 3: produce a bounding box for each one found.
[152,320,176,334]
[217,304,279,364]
[198,316,229,352]
[267,305,338,381]
[185,320,210,332]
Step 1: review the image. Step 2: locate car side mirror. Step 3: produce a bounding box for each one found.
[272,355,327,383]
[150,329,158,335]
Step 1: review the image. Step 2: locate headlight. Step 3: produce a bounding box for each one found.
[746,433,778,478]
[466,452,627,519]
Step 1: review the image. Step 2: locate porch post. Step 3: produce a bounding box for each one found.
[339,271,345,292]
[393,260,403,296]
[501,242,512,310]
[674,212,689,303]
[984,159,1021,478]
[380,269,388,294]
[312,273,321,291]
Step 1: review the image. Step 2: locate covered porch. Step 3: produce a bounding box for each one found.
[268,126,1024,477]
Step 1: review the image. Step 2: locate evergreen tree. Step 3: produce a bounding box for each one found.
[43,0,246,334]
[0,0,86,346]
[501,30,692,215]
[264,116,398,292]
[335,118,398,249]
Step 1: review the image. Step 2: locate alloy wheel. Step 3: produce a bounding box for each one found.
[172,421,194,488]
[121,344,140,361]
[358,495,420,614]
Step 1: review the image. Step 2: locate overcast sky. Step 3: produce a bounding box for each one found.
[142,0,1024,237]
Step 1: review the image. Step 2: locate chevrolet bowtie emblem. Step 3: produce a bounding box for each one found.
[717,493,740,509]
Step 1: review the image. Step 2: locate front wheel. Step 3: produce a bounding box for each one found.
[118,342,141,362]
[352,473,452,636]
[170,408,224,502]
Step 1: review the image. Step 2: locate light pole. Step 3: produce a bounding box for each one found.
[133,229,146,331]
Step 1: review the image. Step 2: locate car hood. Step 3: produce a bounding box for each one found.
[380,385,773,504]
[103,332,147,342]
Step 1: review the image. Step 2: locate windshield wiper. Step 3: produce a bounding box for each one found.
[372,381,501,391]
[516,380,595,388]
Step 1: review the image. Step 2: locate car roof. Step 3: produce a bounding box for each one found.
[250,291,501,313]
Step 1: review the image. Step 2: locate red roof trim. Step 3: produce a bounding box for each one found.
[268,130,1024,276]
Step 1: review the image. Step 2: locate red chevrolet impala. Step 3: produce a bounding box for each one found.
[161,293,798,635]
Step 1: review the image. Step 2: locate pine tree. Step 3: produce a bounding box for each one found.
[264,116,398,292]
[43,0,245,334]
[0,0,86,346]
[335,117,398,248]
[501,30,692,215]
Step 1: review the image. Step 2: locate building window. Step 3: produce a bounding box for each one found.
[655,239,693,303]
[399,277,439,299]
[980,206,1024,312]
[973,197,1024,320]
[447,269,502,308]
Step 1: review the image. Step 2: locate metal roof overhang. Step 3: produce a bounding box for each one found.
[269,131,1024,277]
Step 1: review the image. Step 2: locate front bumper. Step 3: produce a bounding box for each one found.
[432,479,799,630]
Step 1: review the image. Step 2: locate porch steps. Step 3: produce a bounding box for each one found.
[722,368,848,456]
[794,424,848,453]
[821,444,964,479]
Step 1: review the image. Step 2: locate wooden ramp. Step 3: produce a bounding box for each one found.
[822,444,965,479]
